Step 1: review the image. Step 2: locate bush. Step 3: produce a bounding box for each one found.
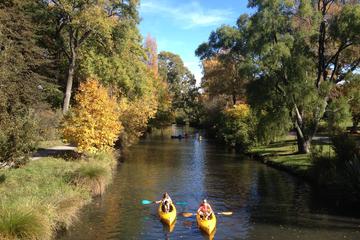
[217,104,255,152]
[34,105,62,142]
[0,111,39,166]
[62,78,122,153]
[344,156,360,200]
[311,134,360,201]
[117,96,157,148]
[332,134,359,161]
[326,97,352,133]
[310,145,337,186]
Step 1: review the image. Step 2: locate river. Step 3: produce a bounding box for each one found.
[59,127,360,239]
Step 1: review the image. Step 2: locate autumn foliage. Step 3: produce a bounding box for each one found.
[62,78,122,153]
[224,103,250,119]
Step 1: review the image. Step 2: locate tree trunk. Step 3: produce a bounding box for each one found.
[63,53,76,114]
[351,120,358,133]
[232,94,236,105]
[295,127,311,154]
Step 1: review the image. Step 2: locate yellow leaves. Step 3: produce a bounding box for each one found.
[224,103,250,119]
[118,95,158,147]
[62,78,122,153]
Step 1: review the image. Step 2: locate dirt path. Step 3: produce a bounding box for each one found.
[31,144,77,160]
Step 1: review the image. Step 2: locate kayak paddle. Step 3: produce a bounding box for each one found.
[142,199,188,205]
[141,200,155,205]
[182,212,233,217]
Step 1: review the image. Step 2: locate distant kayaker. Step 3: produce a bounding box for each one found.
[156,192,173,213]
[197,199,213,220]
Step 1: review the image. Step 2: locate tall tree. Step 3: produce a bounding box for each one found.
[196,21,251,105]
[246,0,360,152]
[45,0,139,113]
[144,34,159,78]
[158,51,197,111]
[0,0,48,164]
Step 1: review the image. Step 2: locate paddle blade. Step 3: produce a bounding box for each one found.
[175,201,188,205]
[141,200,153,205]
[218,211,233,215]
[182,212,194,217]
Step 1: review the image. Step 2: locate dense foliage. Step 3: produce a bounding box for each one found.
[197,0,360,153]
[0,0,195,163]
[62,78,122,153]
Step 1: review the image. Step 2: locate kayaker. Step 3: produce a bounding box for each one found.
[197,199,213,220]
[156,192,173,213]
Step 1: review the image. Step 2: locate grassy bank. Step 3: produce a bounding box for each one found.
[249,135,332,181]
[0,151,117,240]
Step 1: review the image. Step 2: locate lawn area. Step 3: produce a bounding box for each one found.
[250,134,332,179]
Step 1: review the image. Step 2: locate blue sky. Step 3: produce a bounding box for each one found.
[139,0,251,84]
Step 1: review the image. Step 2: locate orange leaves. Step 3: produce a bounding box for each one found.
[62,78,122,153]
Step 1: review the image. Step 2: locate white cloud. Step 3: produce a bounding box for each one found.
[140,0,233,29]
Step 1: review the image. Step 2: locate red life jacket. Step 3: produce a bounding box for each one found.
[199,203,211,212]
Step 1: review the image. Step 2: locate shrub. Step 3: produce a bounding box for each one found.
[311,134,360,201]
[310,146,337,186]
[332,134,359,161]
[217,104,255,152]
[34,105,62,142]
[326,97,352,133]
[0,111,39,166]
[344,155,360,200]
[117,96,157,148]
[62,78,122,153]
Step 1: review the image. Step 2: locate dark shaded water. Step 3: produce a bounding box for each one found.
[59,127,360,239]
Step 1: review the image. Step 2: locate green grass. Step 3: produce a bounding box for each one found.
[71,163,110,196]
[250,135,332,176]
[0,150,117,240]
[0,204,52,240]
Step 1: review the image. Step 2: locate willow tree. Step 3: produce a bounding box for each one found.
[246,0,360,153]
[46,0,139,113]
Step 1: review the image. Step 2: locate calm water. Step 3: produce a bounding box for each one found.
[59,127,360,240]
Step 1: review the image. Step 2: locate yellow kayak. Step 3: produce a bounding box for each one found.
[158,203,176,225]
[196,212,216,235]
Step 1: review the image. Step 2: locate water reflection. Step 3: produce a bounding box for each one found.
[59,127,360,240]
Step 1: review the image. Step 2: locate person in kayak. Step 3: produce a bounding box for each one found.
[197,199,213,220]
[156,192,173,213]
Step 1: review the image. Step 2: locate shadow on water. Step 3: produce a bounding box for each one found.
[58,126,360,240]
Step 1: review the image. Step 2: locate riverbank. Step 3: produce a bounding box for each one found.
[250,134,360,208]
[249,135,329,183]
[0,151,117,240]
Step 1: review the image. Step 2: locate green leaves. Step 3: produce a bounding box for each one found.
[330,4,360,44]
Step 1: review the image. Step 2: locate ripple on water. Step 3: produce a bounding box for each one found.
[58,130,360,240]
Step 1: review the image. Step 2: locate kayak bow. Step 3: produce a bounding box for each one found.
[158,203,177,225]
[196,212,216,235]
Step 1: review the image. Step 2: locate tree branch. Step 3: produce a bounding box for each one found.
[337,57,360,82]
[325,42,352,69]
[78,30,92,47]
